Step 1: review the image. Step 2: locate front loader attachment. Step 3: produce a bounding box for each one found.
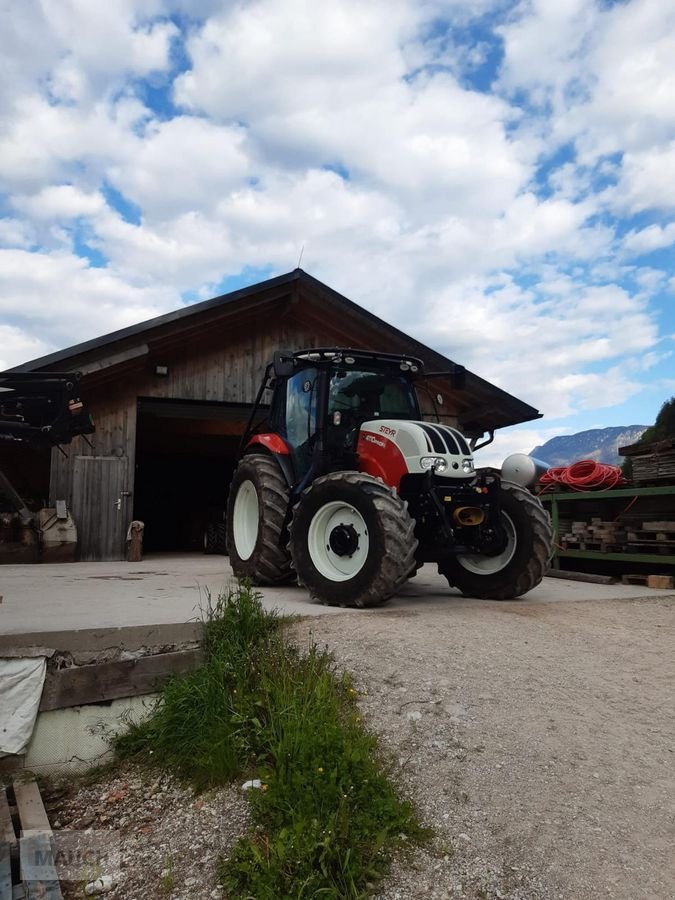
[0,371,94,449]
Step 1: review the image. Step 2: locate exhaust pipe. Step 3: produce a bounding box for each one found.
[453,506,485,526]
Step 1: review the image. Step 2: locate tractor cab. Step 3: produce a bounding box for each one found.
[243,348,465,483]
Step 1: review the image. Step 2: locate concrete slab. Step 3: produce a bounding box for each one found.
[0,554,669,640]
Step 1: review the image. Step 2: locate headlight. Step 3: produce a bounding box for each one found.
[462,459,474,473]
[420,456,448,473]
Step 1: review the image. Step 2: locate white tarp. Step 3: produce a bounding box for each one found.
[0,657,47,755]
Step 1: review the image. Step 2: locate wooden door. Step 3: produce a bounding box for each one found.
[71,456,131,561]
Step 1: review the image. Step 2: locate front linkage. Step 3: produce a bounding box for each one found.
[401,469,508,564]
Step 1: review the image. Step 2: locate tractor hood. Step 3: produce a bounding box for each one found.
[357,419,475,485]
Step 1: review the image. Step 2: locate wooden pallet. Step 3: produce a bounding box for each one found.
[0,780,63,900]
[558,515,675,558]
[621,573,675,589]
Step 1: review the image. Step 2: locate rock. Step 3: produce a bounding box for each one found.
[406,710,422,722]
[457,832,471,842]
[241,779,262,791]
[84,875,115,895]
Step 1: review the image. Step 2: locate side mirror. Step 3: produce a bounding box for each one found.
[273,350,295,378]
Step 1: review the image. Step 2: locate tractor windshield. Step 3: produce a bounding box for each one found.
[328,369,419,421]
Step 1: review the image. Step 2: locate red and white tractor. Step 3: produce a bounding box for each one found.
[226,349,552,607]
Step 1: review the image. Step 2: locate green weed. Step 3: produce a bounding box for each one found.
[114,582,429,898]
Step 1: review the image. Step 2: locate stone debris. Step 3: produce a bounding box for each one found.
[46,766,249,900]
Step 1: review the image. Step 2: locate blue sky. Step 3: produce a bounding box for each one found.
[0,0,673,464]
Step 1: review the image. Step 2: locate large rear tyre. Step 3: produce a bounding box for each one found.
[226,453,294,585]
[289,472,417,608]
[438,481,552,600]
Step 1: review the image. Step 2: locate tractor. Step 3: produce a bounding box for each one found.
[226,348,552,607]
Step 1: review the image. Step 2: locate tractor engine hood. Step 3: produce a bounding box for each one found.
[357,419,475,488]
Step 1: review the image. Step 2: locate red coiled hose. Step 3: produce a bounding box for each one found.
[539,459,626,492]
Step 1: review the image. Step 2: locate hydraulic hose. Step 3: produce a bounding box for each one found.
[539,459,626,492]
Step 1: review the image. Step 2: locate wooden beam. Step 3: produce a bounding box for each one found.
[0,843,11,900]
[13,782,50,835]
[80,345,149,376]
[39,649,204,711]
[19,833,62,900]
[0,791,15,850]
[12,782,62,899]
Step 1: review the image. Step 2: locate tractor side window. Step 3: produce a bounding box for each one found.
[285,367,318,474]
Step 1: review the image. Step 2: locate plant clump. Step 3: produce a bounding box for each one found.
[114,583,428,898]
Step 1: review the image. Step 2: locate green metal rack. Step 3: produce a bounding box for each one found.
[540,484,675,568]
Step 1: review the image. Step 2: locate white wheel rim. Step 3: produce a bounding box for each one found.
[307,501,369,582]
[456,511,517,575]
[232,480,259,560]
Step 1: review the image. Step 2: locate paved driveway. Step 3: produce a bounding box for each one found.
[0,553,667,636]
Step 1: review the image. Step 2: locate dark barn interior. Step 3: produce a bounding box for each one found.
[134,398,255,553]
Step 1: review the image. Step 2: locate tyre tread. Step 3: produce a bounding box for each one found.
[226,453,294,585]
[289,471,417,608]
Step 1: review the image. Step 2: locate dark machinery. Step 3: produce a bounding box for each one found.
[0,371,94,522]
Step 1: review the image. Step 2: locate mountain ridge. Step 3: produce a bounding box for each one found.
[530,425,647,467]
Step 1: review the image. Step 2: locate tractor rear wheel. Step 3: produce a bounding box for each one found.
[438,481,552,600]
[289,472,417,608]
[226,453,294,585]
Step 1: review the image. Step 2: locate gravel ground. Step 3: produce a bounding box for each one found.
[47,584,675,900]
[48,767,249,900]
[294,590,675,900]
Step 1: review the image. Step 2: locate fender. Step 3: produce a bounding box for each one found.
[246,433,291,455]
[357,430,408,490]
[245,433,294,487]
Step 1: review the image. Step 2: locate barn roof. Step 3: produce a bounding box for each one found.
[8,268,541,435]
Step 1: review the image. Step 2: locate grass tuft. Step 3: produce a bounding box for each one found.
[114,582,429,897]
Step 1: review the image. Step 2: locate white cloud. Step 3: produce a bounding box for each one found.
[623,223,675,255]
[0,325,51,371]
[612,143,675,214]
[107,117,252,219]
[12,185,106,220]
[0,248,179,352]
[0,0,671,440]
[0,219,35,249]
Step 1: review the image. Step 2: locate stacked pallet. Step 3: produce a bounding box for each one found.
[559,518,627,552]
[626,520,675,555]
[559,518,675,555]
[619,436,675,485]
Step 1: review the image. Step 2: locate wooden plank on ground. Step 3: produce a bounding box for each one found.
[12,782,50,835]
[546,569,617,585]
[39,649,204,711]
[0,791,15,850]
[0,843,11,900]
[647,575,675,589]
[13,782,62,900]
[20,833,61,900]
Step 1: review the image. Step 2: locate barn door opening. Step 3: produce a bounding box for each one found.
[72,455,131,561]
[134,398,260,553]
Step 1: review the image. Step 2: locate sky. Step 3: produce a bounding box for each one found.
[0,0,673,466]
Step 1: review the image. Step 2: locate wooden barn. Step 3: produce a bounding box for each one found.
[3,269,541,561]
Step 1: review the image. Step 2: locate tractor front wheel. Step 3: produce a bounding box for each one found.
[226,453,294,585]
[438,481,552,600]
[289,472,417,608]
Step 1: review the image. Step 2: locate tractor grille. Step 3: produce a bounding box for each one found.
[418,423,471,456]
